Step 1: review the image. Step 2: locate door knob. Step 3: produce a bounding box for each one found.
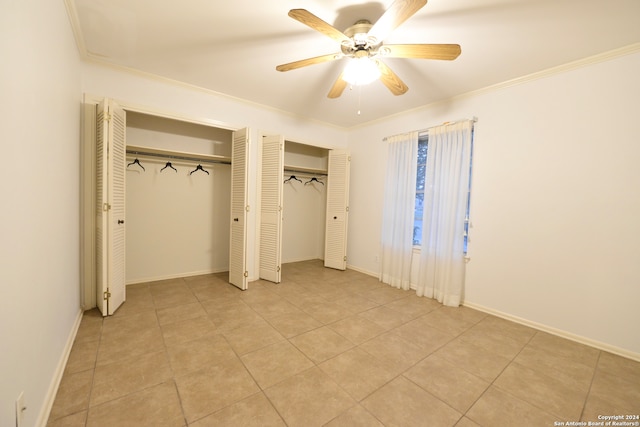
[117,219,124,224]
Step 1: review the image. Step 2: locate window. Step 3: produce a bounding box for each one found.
[413,135,428,245]
[413,132,473,253]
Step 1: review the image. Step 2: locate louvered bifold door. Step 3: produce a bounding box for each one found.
[259,135,284,283]
[95,101,109,316]
[107,102,126,315]
[324,150,351,270]
[96,99,126,316]
[229,128,250,290]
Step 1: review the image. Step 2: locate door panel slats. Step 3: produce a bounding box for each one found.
[229,128,249,290]
[259,135,283,283]
[324,150,350,270]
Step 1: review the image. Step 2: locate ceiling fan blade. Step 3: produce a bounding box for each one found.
[376,60,408,96]
[288,9,350,44]
[368,0,428,44]
[276,53,341,72]
[327,72,348,98]
[383,44,461,60]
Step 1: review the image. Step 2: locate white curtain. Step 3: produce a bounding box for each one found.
[416,120,473,306]
[380,132,418,290]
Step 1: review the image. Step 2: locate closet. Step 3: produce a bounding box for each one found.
[83,98,250,316]
[282,142,328,264]
[259,135,350,283]
[124,111,233,285]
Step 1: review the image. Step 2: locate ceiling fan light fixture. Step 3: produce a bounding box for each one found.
[279,1,458,98]
[342,57,381,86]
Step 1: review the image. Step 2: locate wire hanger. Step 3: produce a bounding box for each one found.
[161,161,177,173]
[304,177,324,185]
[284,175,302,183]
[189,164,209,175]
[127,158,145,171]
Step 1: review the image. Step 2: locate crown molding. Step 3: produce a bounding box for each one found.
[62,0,639,133]
[86,54,347,131]
[348,42,640,131]
[63,0,87,56]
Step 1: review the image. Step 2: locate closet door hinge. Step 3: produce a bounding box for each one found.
[245,205,250,212]
[103,290,111,301]
[343,256,347,262]
[243,271,248,278]
[103,203,111,211]
[277,266,281,272]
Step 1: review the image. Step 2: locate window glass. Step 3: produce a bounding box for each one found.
[413,136,428,245]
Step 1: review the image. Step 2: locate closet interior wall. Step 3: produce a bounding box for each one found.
[282,141,328,263]
[125,111,233,284]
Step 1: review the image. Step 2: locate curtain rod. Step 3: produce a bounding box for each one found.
[417,116,477,136]
[383,117,477,141]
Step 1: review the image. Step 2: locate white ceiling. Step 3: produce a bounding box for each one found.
[67,0,640,128]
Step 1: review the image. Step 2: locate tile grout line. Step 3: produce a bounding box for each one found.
[82,315,105,426]
[483,328,595,424]
[457,325,539,426]
[166,278,190,427]
[48,262,638,426]
[579,350,602,422]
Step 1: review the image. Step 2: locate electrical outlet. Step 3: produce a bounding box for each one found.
[16,392,25,427]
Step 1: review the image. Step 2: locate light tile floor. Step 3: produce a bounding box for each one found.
[47,260,640,426]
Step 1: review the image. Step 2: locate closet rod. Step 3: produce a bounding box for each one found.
[283,167,328,176]
[126,149,231,165]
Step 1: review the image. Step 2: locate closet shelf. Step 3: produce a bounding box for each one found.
[283,164,328,176]
[126,145,231,164]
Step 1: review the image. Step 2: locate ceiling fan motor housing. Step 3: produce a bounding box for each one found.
[342,20,381,57]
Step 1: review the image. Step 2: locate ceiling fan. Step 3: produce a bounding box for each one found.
[275,0,461,98]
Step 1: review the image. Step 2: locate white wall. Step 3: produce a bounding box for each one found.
[80,62,349,281]
[126,159,231,283]
[284,141,329,171]
[282,178,327,263]
[0,1,82,426]
[346,50,640,358]
[126,111,232,157]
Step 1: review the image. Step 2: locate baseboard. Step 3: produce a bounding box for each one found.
[126,268,228,285]
[36,308,84,427]
[282,256,324,264]
[463,301,640,363]
[336,264,640,361]
[346,263,380,279]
